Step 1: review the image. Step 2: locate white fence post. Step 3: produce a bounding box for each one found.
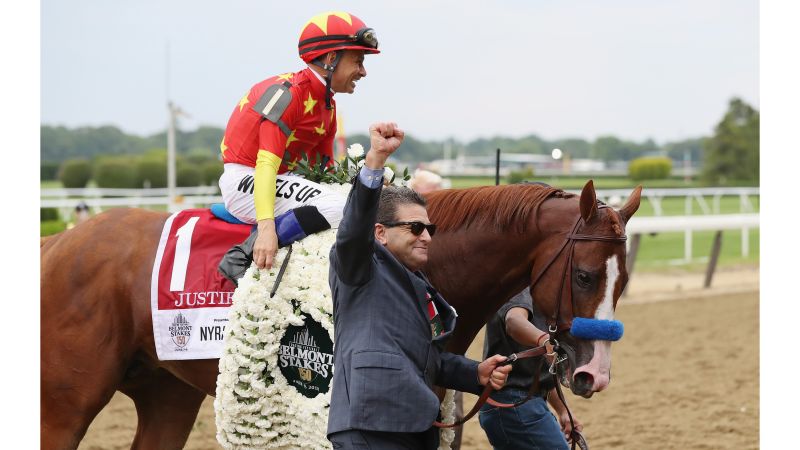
[685,196,693,262]
[742,226,749,258]
[740,193,751,259]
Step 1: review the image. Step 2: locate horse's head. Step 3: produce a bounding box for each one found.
[529,180,641,398]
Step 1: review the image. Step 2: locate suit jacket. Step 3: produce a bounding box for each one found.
[327,179,483,435]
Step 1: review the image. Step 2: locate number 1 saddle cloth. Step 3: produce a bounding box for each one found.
[150,209,251,360]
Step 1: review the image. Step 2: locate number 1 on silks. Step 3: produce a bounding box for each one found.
[170,216,200,292]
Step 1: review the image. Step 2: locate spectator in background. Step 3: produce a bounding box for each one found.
[75,201,91,224]
[408,169,444,195]
[67,201,91,229]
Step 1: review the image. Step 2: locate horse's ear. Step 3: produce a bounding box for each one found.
[618,185,643,224]
[579,180,597,223]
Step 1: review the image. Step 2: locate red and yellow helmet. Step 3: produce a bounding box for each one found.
[298,11,380,63]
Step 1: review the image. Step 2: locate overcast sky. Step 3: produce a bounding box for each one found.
[41,0,758,144]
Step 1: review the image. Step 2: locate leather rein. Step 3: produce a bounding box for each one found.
[434,206,627,450]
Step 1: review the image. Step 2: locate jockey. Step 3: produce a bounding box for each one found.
[217,11,380,281]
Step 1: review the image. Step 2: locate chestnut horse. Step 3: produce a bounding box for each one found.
[40,180,640,449]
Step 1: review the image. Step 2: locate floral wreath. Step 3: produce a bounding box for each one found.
[215,145,455,449]
[288,143,410,185]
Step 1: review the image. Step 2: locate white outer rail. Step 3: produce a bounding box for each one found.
[40,196,223,209]
[624,213,759,273]
[626,214,759,233]
[41,186,220,197]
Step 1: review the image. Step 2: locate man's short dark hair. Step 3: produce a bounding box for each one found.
[377,186,427,223]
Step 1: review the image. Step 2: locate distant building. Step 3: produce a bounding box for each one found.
[424,154,615,176]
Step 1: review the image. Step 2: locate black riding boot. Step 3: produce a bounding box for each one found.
[218,206,330,285]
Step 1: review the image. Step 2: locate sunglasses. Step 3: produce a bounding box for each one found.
[380,221,436,237]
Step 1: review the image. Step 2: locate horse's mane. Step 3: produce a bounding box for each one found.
[426,184,573,233]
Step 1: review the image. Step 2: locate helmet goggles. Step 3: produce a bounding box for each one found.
[298,27,379,56]
[354,27,378,49]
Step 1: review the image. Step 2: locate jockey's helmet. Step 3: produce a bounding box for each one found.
[298,12,380,63]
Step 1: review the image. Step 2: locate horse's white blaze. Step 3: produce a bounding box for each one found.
[596,255,619,320]
[573,255,619,393]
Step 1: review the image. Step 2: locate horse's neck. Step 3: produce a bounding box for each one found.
[428,197,575,354]
[430,235,532,299]
[429,198,571,303]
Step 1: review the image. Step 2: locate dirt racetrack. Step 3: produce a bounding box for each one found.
[78,266,759,449]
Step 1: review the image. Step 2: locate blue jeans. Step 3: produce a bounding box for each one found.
[478,389,569,450]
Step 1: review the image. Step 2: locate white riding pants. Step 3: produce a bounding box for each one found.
[219,163,346,227]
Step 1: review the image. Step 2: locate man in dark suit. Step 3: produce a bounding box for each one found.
[328,122,512,449]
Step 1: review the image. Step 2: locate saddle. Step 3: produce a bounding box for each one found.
[211,203,331,286]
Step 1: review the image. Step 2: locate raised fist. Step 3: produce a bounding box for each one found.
[366,122,404,169]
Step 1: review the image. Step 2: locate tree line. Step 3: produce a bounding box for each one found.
[41,97,758,186]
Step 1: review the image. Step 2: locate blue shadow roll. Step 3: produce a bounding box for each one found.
[570,317,624,341]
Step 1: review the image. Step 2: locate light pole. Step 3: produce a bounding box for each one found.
[683,149,691,184]
[167,101,188,212]
[551,148,566,175]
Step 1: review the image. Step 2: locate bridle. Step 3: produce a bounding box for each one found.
[530,204,627,333]
[434,205,627,450]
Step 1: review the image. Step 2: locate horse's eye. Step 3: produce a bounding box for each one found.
[575,271,593,289]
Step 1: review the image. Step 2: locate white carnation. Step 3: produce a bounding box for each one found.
[438,390,457,449]
[347,143,364,159]
[383,166,395,183]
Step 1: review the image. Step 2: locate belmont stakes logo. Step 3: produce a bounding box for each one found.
[169,312,192,350]
[278,312,334,398]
